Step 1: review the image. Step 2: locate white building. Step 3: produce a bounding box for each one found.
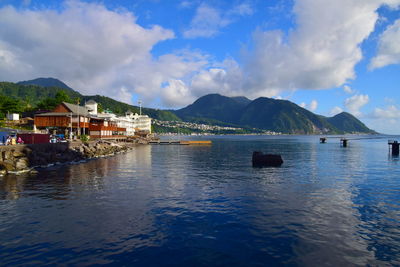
[131,113,152,133]
[84,100,152,136]
[85,100,98,115]
[7,113,19,121]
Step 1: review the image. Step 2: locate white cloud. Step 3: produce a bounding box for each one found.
[183,3,253,38]
[330,106,344,116]
[0,1,174,90]
[161,79,194,107]
[309,100,318,111]
[343,85,354,94]
[242,0,400,97]
[0,1,215,107]
[364,105,400,134]
[0,0,399,110]
[371,105,400,119]
[299,99,318,111]
[370,19,400,69]
[344,94,369,116]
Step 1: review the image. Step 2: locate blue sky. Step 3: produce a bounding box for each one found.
[0,0,399,133]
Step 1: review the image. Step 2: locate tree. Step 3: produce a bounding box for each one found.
[0,95,23,114]
[97,103,104,113]
[36,90,73,111]
[55,90,72,103]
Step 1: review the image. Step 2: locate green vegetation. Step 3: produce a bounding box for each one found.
[327,112,375,133]
[174,94,375,134]
[0,95,24,117]
[36,90,75,110]
[80,134,89,142]
[0,80,180,121]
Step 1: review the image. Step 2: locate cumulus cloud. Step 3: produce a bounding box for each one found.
[343,85,354,94]
[371,105,400,119]
[183,3,253,38]
[0,1,173,92]
[370,19,400,69]
[161,79,194,107]
[0,0,399,110]
[344,94,369,116]
[365,105,400,134]
[243,0,400,97]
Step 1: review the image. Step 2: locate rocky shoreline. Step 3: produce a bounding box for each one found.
[0,141,136,176]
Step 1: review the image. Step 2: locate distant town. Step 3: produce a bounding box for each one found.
[153,119,281,135]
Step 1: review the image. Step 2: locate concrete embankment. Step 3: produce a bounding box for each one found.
[0,141,136,175]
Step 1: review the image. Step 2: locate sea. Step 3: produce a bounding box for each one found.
[1,135,400,266]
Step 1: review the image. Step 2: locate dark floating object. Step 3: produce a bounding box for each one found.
[388,140,399,156]
[320,137,327,143]
[340,138,348,147]
[252,151,283,167]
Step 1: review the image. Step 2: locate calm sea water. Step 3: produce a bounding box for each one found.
[1,135,400,266]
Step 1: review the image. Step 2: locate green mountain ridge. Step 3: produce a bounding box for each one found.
[1,78,376,134]
[174,94,375,134]
[0,80,180,121]
[17,77,75,91]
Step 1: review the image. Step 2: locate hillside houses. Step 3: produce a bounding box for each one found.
[34,100,151,140]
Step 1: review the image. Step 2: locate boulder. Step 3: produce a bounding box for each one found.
[13,150,26,158]
[252,151,283,167]
[0,160,15,171]
[15,158,29,170]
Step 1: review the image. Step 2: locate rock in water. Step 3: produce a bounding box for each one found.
[252,151,283,167]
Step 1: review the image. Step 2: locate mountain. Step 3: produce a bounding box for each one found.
[327,112,372,133]
[17,77,74,91]
[174,94,376,134]
[0,79,180,121]
[238,97,336,133]
[175,94,250,123]
[0,81,81,106]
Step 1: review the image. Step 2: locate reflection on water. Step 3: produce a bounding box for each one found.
[1,136,400,266]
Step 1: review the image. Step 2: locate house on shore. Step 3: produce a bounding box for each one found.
[34,100,152,140]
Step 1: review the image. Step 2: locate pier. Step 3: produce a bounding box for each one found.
[148,140,212,145]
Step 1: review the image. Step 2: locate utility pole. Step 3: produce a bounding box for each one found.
[77,99,80,136]
[83,100,86,136]
[70,112,72,140]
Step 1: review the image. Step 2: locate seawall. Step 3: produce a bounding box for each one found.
[0,141,135,175]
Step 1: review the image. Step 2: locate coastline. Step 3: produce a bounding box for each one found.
[0,140,139,176]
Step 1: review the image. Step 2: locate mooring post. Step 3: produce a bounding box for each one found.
[340,138,348,147]
[388,140,399,156]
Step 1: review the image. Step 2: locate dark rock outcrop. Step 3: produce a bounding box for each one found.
[0,141,135,175]
[252,151,283,167]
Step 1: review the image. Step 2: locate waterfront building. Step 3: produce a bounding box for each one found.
[34,100,152,139]
[34,102,125,139]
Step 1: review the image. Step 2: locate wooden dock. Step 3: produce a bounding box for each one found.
[148,140,212,145]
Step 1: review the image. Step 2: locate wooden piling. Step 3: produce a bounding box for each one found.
[388,140,399,156]
[340,138,348,147]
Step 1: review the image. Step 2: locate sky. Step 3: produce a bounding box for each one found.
[0,0,399,134]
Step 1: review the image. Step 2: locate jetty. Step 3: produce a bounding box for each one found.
[149,140,212,145]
